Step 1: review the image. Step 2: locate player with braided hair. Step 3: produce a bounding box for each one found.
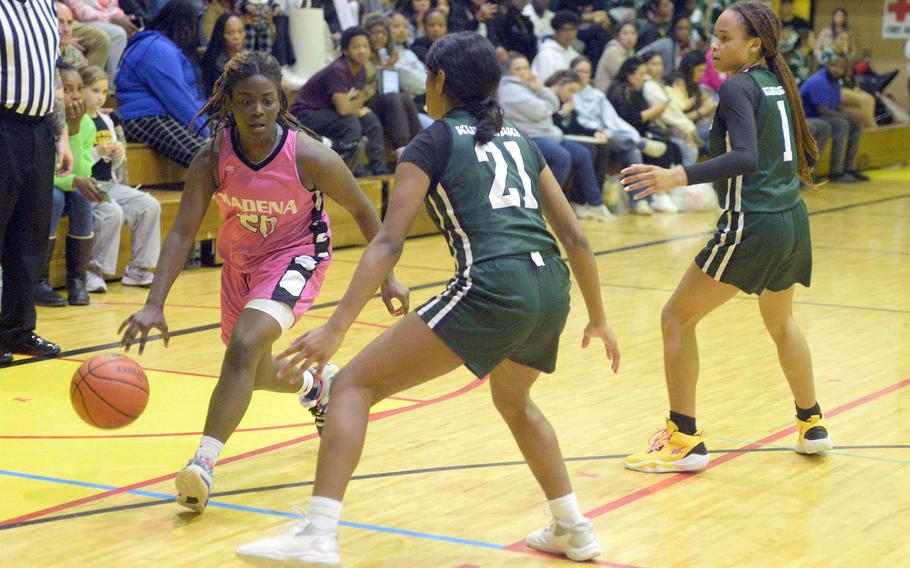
[118,51,409,513]
[621,0,831,474]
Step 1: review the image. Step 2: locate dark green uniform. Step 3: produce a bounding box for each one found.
[400,109,570,377]
[684,67,812,294]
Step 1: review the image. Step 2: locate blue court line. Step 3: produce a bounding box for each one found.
[0,469,504,550]
[717,439,910,465]
[0,469,171,500]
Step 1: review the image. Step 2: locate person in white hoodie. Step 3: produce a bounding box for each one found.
[531,10,581,84]
[80,65,161,292]
[499,52,612,221]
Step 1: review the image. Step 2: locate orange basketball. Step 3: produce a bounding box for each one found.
[70,353,149,429]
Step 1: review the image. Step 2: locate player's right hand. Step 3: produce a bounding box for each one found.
[118,305,169,355]
[582,321,620,374]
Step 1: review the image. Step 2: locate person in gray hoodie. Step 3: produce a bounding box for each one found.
[498,51,612,221]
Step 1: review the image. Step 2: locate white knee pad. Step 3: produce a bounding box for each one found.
[245,299,295,333]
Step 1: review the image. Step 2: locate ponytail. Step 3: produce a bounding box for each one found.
[467,96,504,145]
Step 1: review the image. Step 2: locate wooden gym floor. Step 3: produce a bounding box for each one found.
[1,168,909,567]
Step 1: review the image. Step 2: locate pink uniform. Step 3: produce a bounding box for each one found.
[215,127,332,343]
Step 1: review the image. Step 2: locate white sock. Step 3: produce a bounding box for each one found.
[307,495,342,532]
[194,435,224,467]
[548,492,586,524]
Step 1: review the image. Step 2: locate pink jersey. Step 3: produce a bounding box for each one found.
[213,127,333,343]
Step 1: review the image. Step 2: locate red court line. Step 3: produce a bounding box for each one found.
[0,377,486,527]
[506,376,910,552]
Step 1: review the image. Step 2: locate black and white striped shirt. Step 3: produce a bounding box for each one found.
[0,0,59,117]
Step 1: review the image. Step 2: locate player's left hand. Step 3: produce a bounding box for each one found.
[621,164,688,200]
[381,275,409,316]
[582,321,620,373]
[276,324,344,384]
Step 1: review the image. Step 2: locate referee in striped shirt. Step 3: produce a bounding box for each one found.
[1,0,71,364]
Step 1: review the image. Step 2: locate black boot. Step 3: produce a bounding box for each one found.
[36,237,66,307]
[65,235,91,306]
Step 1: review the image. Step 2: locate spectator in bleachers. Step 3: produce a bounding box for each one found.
[489,0,538,62]
[570,55,656,175]
[678,48,716,144]
[79,66,161,293]
[778,0,809,34]
[554,0,611,65]
[815,7,851,62]
[291,27,387,174]
[411,8,448,62]
[532,10,580,84]
[595,19,635,93]
[638,14,693,78]
[116,0,209,168]
[701,0,733,40]
[800,54,869,184]
[397,0,432,39]
[546,69,613,216]
[819,30,876,128]
[608,55,681,214]
[498,52,612,221]
[238,0,275,53]
[522,0,553,40]
[447,0,497,35]
[202,0,235,45]
[200,13,245,96]
[388,13,430,98]
[38,63,102,308]
[66,0,138,82]
[636,0,672,50]
[641,51,697,168]
[118,0,156,26]
[788,28,817,86]
[56,2,110,70]
[906,38,910,109]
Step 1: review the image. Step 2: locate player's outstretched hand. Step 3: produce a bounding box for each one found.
[582,321,620,373]
[276,325,344,384]
[381,275,409,317]
[118,305,169,355]
[621,164,688,200]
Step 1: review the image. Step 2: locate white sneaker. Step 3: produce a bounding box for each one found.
[641,139,668,158]
[121,266,154,287]
[236,517,340,566]
[86,270,107,293]
[300,363,339,435]
[650,193,679,213]
[570,202,593,220]
[632,199,654,215]
[586,204,616,222]
[175,457,214,513]
[281,66,307,90]
[527,517,601,561]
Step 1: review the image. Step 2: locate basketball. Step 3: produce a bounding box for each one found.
[70,353,149,429]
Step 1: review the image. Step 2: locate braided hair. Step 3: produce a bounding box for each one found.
[193,51,313,141]
[425,32,503,145]
[728,1,818,186]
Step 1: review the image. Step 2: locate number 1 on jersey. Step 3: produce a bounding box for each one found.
[475,141,538,210]
[776,100,794,162]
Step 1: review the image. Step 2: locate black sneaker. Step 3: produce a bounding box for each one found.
[846,169,871,181]
[829,172,859,184]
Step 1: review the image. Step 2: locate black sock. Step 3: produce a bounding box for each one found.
[669,411,697,435]
[795,402,821,421]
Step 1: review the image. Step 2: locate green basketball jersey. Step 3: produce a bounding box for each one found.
[707,67,801,213]
[401,109,561,275]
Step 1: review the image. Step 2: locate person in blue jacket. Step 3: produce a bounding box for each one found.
[116,0,209,168]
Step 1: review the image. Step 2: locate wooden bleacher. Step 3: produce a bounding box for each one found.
[48,126,910,286]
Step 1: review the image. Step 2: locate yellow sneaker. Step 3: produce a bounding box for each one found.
[624,419,709,473]
[794,414,833,454]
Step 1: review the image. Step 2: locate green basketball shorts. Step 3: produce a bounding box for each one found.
[695,200,812,294]
[417,253,571,377]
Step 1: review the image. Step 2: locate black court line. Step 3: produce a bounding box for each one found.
[8,190,910,370]
[4,444,907,531]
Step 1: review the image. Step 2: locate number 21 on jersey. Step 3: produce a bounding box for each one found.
[475,141,538,210]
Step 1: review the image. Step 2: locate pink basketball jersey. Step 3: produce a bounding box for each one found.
[215,127,331,272]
